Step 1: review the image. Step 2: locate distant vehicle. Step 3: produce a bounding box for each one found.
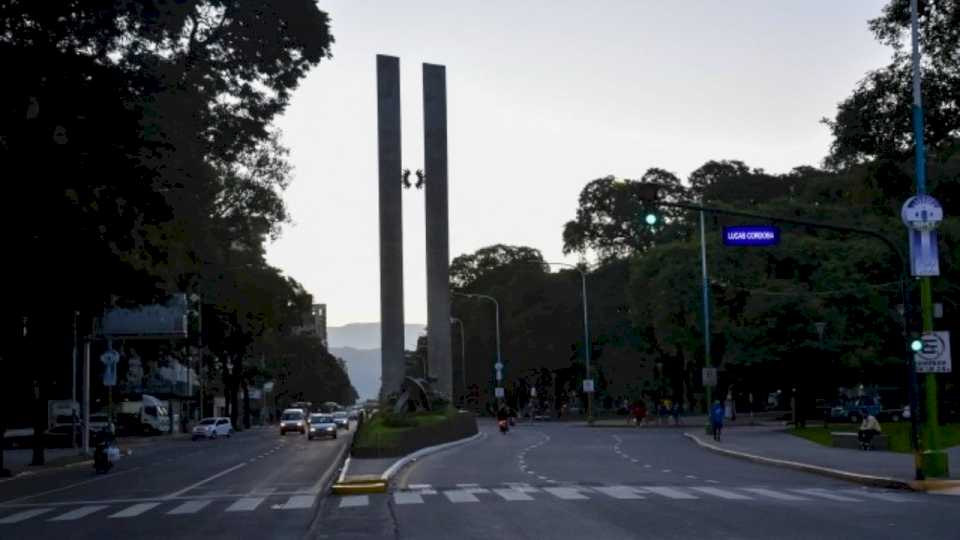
[280,409,307,435]
[308,414,337,440]
[47,399,79,430]
[347,408,360,421]
[192,417,233,440]
[332,411,350,430]
[117,394,170,435]
[844,396,882,423]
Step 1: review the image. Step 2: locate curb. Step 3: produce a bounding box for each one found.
[683,432,914,491]
[329,430,484,496]
[380,431,484,482]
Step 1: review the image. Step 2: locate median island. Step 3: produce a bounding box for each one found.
[352,407,478,458]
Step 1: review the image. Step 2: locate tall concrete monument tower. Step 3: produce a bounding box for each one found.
[423,63,453,400]
[376,55,405,399]
[376,56,453,402]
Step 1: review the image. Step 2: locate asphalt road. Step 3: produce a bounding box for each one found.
[0,423,352,540]
[317,420,960,540]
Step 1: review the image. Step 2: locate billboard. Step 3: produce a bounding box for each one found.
[100,294,188,338]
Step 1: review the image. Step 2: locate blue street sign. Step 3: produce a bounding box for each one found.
[722,226,780,247]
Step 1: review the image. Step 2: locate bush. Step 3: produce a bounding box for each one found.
[381,411,417,428]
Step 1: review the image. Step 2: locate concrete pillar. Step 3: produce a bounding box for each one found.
[423,63,453,400]
[377,55,405,399]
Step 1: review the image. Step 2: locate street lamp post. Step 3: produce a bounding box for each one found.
[451,317,466,401]
[537,261,593,424]
[453,292,501,402]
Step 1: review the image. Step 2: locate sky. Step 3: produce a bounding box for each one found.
[267,0,892,328]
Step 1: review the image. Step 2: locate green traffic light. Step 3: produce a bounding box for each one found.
[645,213,657,226]
[911,339,923,352]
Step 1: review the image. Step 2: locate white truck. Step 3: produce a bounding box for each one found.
[117,394,170,435]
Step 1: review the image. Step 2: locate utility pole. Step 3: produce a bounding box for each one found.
[72,311,78,449]
[699,210,713,415]
[910,0,947,478]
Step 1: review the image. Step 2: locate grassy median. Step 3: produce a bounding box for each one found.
[353,407,457,451]
[791,423,960,453]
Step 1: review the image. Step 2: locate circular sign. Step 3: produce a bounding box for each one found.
[901,195,943,231]
[494,362,503,371]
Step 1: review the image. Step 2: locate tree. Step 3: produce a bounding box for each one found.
[562,169,690,261]
[824,0,960,169]
[450,244,545,290]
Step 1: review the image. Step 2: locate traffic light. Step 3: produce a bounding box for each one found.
[645,213,658,226]
[910,339,923,352]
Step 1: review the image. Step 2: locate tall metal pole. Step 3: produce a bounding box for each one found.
[579,270,593,423]
[82,339,90,456]
[454,293,501,401]
[699,210,712,414]
[71,311,78,449]
[451,318,466,398]
[911,0,947,478]
[540,262,593,422]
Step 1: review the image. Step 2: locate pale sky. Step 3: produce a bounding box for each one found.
[267,0,892,327]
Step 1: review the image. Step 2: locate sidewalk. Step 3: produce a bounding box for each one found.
[686,425,959,486]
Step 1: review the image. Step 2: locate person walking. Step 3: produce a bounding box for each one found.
[710,400,725,442]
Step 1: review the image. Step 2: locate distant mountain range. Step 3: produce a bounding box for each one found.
[328,323,425,401]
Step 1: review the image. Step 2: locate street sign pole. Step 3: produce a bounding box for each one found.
[699,210,712,415]
[910,0,948,478]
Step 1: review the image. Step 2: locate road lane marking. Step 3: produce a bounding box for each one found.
[394,492,424,504]
[643,464,652,468]
[0,508,53,524]
[662,469,672,473]
[225,497,265,512]
[706,479,720,484]
[493,488,534,501]
[543,487,589,500]
[456,483,480,488]
[408,484,432,490]
[685,475,698,479]
[109,502,161,518]
[444,490,480,503]
[631,459,639,463]
[167,500,213,514]
[690,487,753,500]
[841,490,914,502]
[339,496,369,508]
[792,489,862,502]
[273,495,315,510]
[163,462,246,499]
[742,488,809,501]
[594,486,645,500]
[538,476,549,481]
[0,467,143,505]
[527,471,536,475]
[640,487,699,500]
[48,505,108,521]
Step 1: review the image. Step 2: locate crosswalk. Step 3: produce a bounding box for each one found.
[0,493,318,525]
[336,483,921,509]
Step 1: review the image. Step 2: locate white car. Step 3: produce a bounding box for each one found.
[307,414,338,440]
[280,409,308,435]
[192,417,233,440]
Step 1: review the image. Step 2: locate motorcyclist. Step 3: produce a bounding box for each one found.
[496,404,510,433]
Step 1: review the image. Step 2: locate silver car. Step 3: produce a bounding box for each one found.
[332,411,350,430]
[308,414,338,440]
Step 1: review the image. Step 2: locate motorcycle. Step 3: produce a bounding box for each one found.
[93,430,119,474]
[498,419,509,434]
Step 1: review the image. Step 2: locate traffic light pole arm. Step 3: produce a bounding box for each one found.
[654,201,907,272]
[652,200,922,475]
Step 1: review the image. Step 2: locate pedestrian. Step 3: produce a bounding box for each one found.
[671,401,682,426]
[631,401,647,427]
[858,412,881,450]
[710,400,724,442]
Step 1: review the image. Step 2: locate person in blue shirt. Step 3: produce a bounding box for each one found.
[710,400,725,442]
